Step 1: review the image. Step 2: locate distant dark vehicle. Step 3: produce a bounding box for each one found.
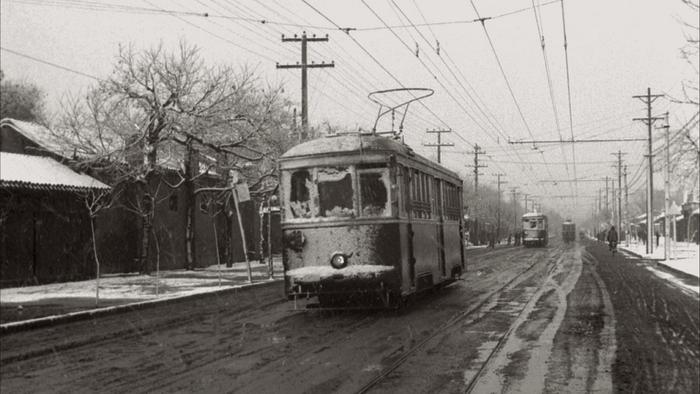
[562,220,576,243]
[279,133,465,308]
[522,212,548,247]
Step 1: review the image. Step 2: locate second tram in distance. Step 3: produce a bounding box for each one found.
[562,220,576,243]
[522,212,549,247]
[279,133,465,308]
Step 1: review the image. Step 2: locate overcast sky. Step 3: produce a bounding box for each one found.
[1,0,698,221]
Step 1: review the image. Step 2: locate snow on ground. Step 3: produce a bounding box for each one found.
[619,239,699,278]
[0,260,284,305]
[643,266,700,295]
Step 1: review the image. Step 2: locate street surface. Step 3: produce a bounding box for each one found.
[1,239,698,393]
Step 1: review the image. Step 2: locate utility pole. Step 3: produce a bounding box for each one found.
[612,151,626,237]
[511,188,519,236]
[277,32,334,140]
[466,144,487,193]
[658,112,671,260]
[634,87,664,254]
[624,165,630,247]
[494,173,507,241]
[522,193,529,212]
[423,129,453,164]
[605,176,610,222]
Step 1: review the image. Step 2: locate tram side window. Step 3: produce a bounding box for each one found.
[410,170,431,219]
[444,183,461,221]
[317,167,355,218]
[289,170,314,218]
[360,171,390,217]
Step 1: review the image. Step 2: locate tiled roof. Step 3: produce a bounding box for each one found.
[0,152,109,192]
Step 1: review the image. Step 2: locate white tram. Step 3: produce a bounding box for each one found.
[522,212,548,247]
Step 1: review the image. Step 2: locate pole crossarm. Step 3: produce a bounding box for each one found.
[423,129,453,163]
[276,32,334,141]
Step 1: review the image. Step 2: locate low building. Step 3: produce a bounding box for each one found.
[0,151,110,286]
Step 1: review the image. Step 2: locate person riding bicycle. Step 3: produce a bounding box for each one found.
[607,225,619,252]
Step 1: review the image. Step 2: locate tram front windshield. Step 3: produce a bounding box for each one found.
[284,165,391,221]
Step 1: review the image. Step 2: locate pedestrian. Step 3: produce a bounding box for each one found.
[489,231,495,249]
[507,233,512,245]
[607,225,619,253]
[655,230,660,247]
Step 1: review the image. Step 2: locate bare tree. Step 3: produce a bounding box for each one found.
[56,41,295,272]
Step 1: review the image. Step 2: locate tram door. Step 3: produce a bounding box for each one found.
[435,179,446,277]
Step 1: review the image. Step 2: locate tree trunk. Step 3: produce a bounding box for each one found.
[184,138,196,270]
[140,214,152,274]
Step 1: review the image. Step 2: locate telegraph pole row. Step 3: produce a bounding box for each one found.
[423,129,453,164]
[633,87,664,254]
[277,32,335,141]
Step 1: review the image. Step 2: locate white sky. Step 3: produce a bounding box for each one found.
[1,0,698,222]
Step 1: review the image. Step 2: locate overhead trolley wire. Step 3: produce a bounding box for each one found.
[468,0,556,182]
[559,0,579,205]
[396,0,546,191]
[302,0,454,132]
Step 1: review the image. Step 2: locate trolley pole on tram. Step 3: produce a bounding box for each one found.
[633,87,664,254]
[277,32,335,140]
[424,129,453,164]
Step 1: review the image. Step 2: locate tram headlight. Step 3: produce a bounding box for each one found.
[330,252,349,269]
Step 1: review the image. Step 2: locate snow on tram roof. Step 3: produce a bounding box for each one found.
[522,212,547,218]
[281,133,410,158]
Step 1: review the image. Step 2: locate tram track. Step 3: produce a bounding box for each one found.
[355,246,560,394]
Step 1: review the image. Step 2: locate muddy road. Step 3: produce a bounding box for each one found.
[1,241,697,393]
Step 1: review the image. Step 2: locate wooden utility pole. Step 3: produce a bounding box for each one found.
[605,176,610,221]
[633,88,664,254]
[466,144,487,193]
[659,112,671,260]
[624,165,630,246]
[494,173,507,241]
[612,151,626,236]
[511,188,519,236]
[277,32,334,140]
[423,129,453,164]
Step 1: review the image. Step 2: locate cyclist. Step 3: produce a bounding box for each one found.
[607,225,619,254]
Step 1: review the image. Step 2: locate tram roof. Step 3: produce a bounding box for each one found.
[522,212,547,219]
[281,133,461,180]
[282,133,410,158]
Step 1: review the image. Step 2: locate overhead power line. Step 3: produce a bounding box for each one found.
[0,46,101,80]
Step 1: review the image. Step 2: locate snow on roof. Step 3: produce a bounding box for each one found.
[1,118,71,157]
[522,212,546,218]
[0,152,109,191]
[281,133,410,158]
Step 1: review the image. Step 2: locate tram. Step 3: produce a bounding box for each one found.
[279,133,465,308]
[562,220,576,243]
[522,212,548,247]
